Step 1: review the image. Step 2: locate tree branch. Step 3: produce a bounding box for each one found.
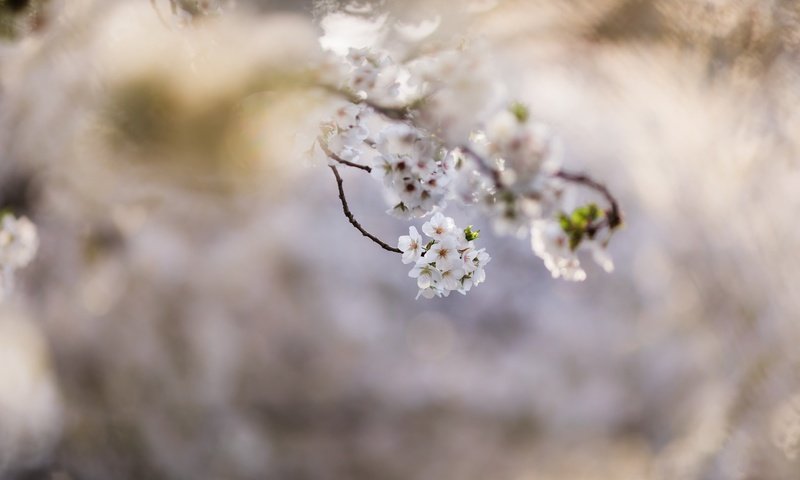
[320,86,623,237]
[460,146,622,230]
[459,145,502,187]
[318,138,372,173]
[555,170,623,229]
[323,85,417,123]
[329,165,402,254]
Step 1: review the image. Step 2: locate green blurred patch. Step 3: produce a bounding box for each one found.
[559,203,603,251]
[103,69,320,192]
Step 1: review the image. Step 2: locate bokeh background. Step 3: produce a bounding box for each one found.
[2,0,800,479]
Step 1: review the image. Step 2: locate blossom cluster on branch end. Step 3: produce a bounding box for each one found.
[313,43,623,298]
[399,213,490,299]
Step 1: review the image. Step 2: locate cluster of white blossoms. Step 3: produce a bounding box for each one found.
[531,220,613,282]
[341,48,402,102]
[473,106,565,237]
[398,213,491,299]
[315,42,622,294]
[0,213,39,300]
[323,103,370,165]
[371,125,455,218]
[318,47,460,219]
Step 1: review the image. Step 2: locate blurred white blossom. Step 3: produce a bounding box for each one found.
[0,214,38,300]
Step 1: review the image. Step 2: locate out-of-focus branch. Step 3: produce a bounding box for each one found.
[322,85,622,242]
[329,165,401,254]
[459,145,502,187]
[461,145,623,230]
[555,170,623,230]
[323,86,417,122]
[318,138,372,173]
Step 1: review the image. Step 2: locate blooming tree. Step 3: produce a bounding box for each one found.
[11,1,799,479]
[311,39,623,297]
[0,0,624,302]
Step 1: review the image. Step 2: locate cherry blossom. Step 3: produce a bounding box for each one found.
[0,213,39,300]
[314,34,622,294]
[398,226,423,264]
[400,214,491,299]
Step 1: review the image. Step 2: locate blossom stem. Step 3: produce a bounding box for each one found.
[329,165,402,254]
[318,137,372,173]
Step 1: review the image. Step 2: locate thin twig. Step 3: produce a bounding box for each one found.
[323,85,416,123]
[329,165,402,254]
[321,85,622,234]
[555,170,623,229]
[459,145,502,187]
[318,138,372,173]
[461,145,622,229]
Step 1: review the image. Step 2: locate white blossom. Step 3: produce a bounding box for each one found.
[409,260,441,290]
[400,214,490,299]
[586,240,615,273]
[531,220,586,282]
[0,214,39,300]
[323,103,370,164]
[485,110,560,187]
[421,212,455,241]
[439,263,465,291]
[316,44,618,292]
[427,236,460,268]
[369,126,455,218]
[342,48,402,103]
[398,226,423,264]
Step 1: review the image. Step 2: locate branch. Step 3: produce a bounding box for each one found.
[460,146,622,230]
[320,85,623,236]
[322,85,416,123]
[555,170,623,229]
[361,99,414,123]
[329,165,402,254]
[317,138,372,172]
[459,145,502,187]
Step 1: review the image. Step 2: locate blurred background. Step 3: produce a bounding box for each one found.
[2,0,800,479]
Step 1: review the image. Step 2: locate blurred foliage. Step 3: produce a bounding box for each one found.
[102,69,318,192]
[587,0,800,77]
[0,0,45,39]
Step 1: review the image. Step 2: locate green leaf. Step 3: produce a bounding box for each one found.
[559,213,571,231]
[509,102,529,123]
[569,231,583,251]
[559,203,605,250]
[464,225,480,242]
